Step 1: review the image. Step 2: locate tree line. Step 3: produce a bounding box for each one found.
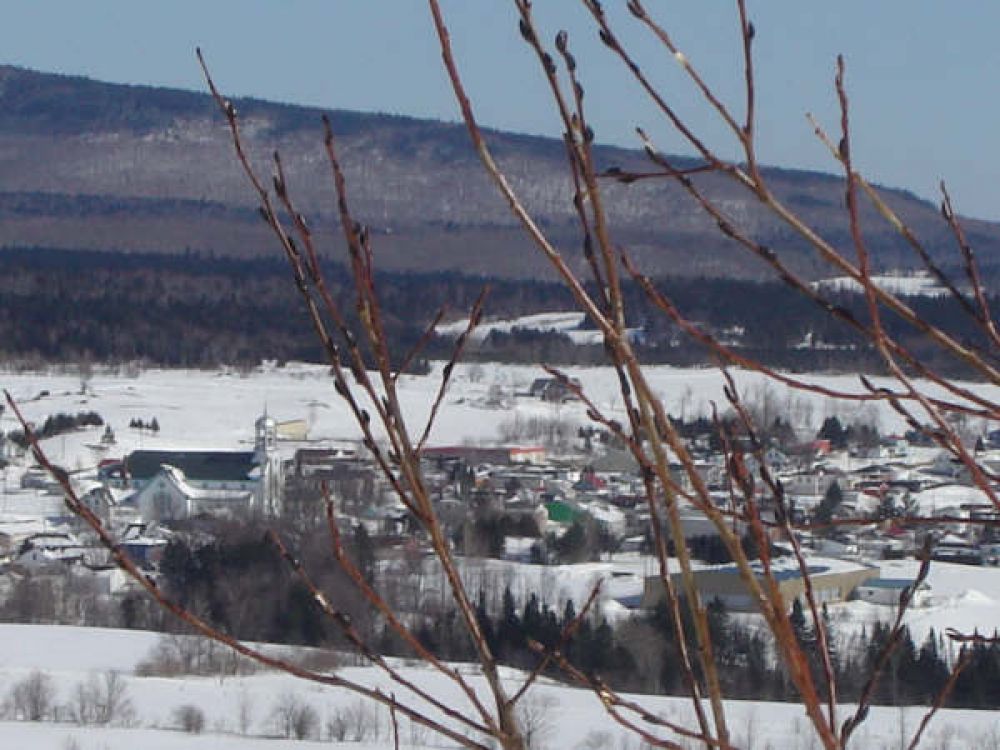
[0,246,993,377]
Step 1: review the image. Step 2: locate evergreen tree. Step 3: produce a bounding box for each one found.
[707,598,732,664]
[813,481,844,529]
[821,603,839,679]
[789,598,811,646]
[352,524,376,584]
[475,590,497,656]
[496,587,524,662]
[817,416,848,449]
[522,594,542,645]
[915,628,949,703]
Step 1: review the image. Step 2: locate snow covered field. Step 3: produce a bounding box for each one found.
[0,623,998,749]
[841,558,1000,649]
[2,361,996,481]
[436,310,643,345]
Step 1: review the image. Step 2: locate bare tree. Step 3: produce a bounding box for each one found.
[6,670,55,722]
[517,693,558,750]
[69,670,134,726]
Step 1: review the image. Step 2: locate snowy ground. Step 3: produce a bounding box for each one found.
[813,272,949,298]
[0,623,998,749]
[436,310,643,345]
[2,361,996,484]
[839,558,1000,650]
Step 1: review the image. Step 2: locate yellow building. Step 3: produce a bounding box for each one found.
[642,557,878,613]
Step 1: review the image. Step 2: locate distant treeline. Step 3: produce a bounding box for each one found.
[0,246,993,377]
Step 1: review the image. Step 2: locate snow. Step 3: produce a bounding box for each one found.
[835,559,1000,649]
[813,271,949,298]
[0,623,158,673]
[911,484,990,516]
[436,310,642,345]
[0,723,343,750]
[0,623,997,749]
[3,362,995,491]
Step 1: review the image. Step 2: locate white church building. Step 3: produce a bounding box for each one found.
[122,414,282,522]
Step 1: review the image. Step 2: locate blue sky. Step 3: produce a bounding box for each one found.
[2,1,999,219]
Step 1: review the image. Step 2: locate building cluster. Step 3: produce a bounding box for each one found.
[0,398,998,617]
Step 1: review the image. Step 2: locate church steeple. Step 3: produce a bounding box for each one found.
[254,409,277,461]
[254,408,281,517]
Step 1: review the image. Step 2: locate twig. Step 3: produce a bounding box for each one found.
[905,647,974,750]
[3,391,493,750]
[528,639,718,749]
[509,578,603,706]
[266,528,492,736]
[416,289,489,453]
[840,542,933,744]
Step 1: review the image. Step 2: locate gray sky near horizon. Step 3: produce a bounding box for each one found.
[3,1,999,220]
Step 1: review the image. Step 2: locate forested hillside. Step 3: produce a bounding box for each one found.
[1,64,999,282]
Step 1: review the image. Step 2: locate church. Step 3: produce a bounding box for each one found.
[120,414,282,522]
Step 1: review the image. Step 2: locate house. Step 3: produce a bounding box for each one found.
[528,377,580,403]
[932,534,984,565]
[128,464,255,522]
[855,578,931,607]
[85,565,137,596]
[658,501,746,542]
[0,517,46,552]
[423,445,546,466]
[16,532,89,569]
[544,499,582,526]
[290,445,362,478]
[77,482,125,527]
[584,501,626,538]
[275,419,309,442]
[119,523,170,569]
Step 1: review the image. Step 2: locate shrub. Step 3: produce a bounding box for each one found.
[271,692,319,740]
[173,703,206,734]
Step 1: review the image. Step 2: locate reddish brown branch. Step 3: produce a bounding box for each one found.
[905,647,974,750]
[840,543,933,745]
[509,578,603,706]
[417,289,489,453]
[3,391,492,750]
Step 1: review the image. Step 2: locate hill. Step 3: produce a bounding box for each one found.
[0,64,997,282]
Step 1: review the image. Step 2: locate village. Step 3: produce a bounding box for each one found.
[0,364,998,629]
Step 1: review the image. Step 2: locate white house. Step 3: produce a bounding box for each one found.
[855,578,932,607]
[15,532,89,569]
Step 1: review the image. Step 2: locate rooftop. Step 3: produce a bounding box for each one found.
[126,450,258,482]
